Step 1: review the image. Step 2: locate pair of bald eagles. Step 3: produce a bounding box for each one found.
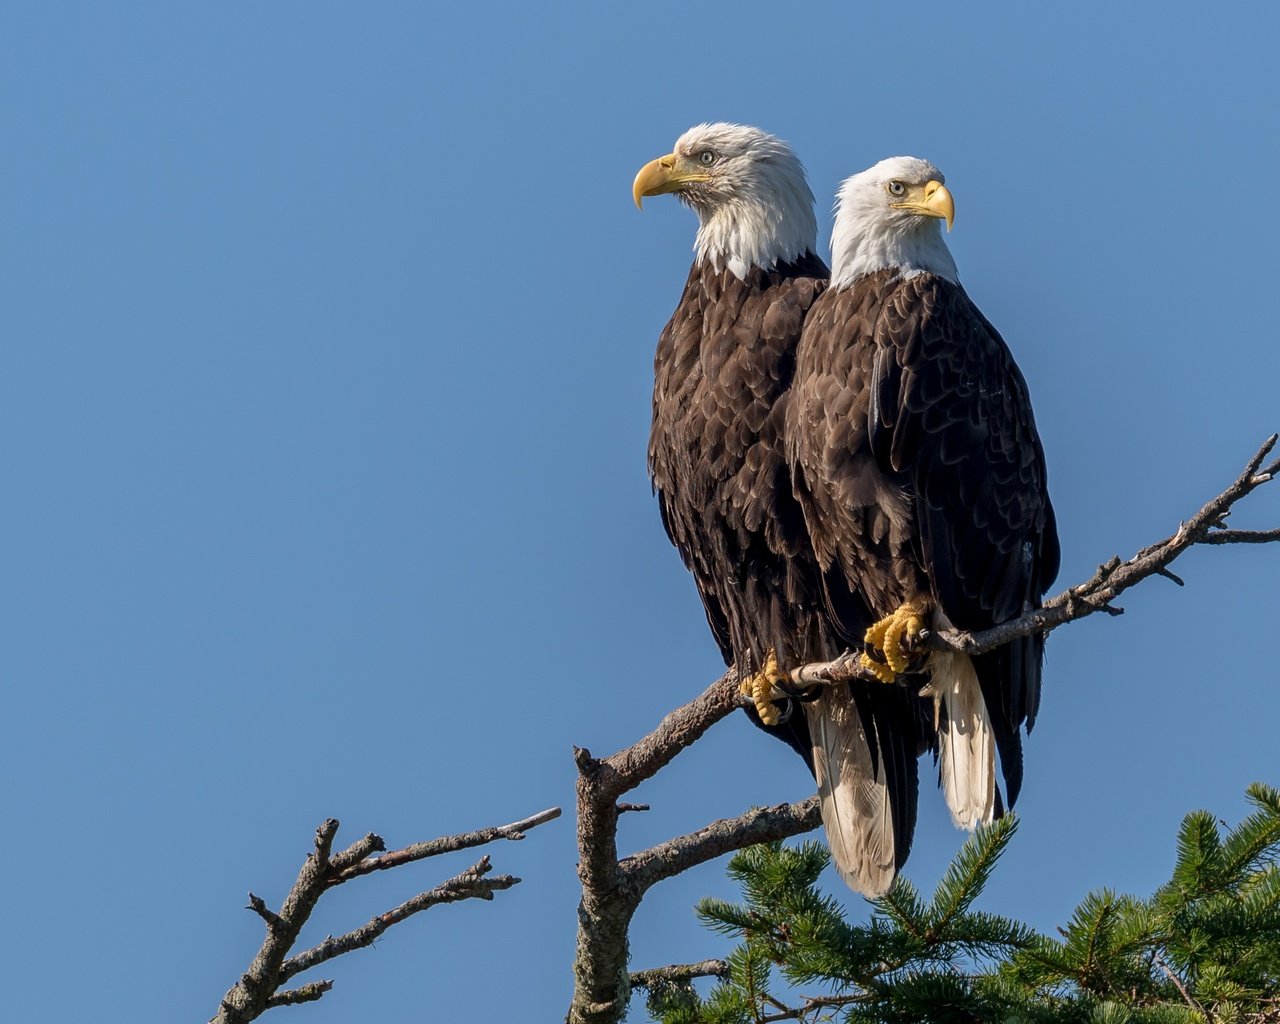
[635,123,1059,896]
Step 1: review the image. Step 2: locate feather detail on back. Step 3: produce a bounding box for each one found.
[805,692,896,896]
[928,651,996,829]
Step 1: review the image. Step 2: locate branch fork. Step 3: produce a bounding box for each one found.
[211,807,560,1024]
[568,437,1279,1024]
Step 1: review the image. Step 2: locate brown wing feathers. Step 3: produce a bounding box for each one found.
[650,256,832,676]
[791,271,1059,812]
[651,257,932,889]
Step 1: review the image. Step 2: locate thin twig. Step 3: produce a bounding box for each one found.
[328,832,386,874]
[330,807,560,884]
[1153,951,1210,1021]
[756,992,872,1022]
[280,857,516,982]
[263,981,333,1010]
[1200,528,1280,545]
[246,893,282,931]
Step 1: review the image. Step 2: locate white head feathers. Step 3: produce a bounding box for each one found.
[670,123,818,279]
[829,156,959,289]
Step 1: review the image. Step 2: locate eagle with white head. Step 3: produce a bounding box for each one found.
[788,156,1059,844]
[636,127,928,896]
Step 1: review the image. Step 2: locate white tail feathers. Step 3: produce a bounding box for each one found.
[928,651,996,830]
[805,692,896,896]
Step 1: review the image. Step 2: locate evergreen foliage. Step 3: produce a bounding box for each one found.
[646,784,1280,1024]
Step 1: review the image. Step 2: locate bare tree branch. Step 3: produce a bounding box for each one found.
[330,806,561,884]
[587,669,742,798]
[630,960,730,989]
[927,433,1280,657]
[567,673,767,1024]
[624,798,821,894]
[280,856,517,982]
[756,992,871,1022]
[211,808,559,1024]
[1153,950,1209,1020]
[1201,528,1280,545]
[791,435,1280,686]
[263,981,332,1010]
[569,715,823,1024]
[567,438,1280,1024]
[212,441,1275,1024]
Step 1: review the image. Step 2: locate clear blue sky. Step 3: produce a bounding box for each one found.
[2,3,1277,1020]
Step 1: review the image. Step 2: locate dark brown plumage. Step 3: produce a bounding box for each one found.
[789,268,1060,816]
[638,128,933,894]
[649,258,928,887]
[650,255,831,678]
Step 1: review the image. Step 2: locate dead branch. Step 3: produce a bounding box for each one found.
[330,805,561,884]
[568,438,1280,1024]
[927,434,1280,657]
[756,992,871,1022]
[630,960,730,989]
[569,764,821,1024]
[623,798,821,894]
[278,856,516,982]
[791,435,1280,686]
[263,981,332,1010]
[211,807,559,1024]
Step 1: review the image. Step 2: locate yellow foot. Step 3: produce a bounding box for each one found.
[860,600,929,683]
[739,650,790,726]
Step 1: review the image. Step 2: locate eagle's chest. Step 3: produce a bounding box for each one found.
[652,308,789,495]
[789,283,927,608]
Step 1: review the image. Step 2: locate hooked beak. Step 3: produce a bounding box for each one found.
[891,179,955,231]
[632,152,713,209]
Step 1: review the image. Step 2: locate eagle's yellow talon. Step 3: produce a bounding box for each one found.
[743,650,788,727]
[862,601,929,682]
[859,650,897,683]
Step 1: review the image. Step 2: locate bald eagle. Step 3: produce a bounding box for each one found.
[635,125,927,895]
[787,157,1059,842]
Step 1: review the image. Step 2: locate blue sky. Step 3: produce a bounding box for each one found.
[2,3,1278,1020]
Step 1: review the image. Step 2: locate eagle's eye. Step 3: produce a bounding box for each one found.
[886,180,907,197]
[698,150,717,166]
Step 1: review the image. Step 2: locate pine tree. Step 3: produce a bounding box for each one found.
[646,784,1280,1024]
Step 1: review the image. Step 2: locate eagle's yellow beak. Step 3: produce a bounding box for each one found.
[892,180,955,232]
[632,153,713,209]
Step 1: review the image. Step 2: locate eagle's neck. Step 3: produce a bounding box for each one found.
[693,189,817,282]
[830,215,958,289]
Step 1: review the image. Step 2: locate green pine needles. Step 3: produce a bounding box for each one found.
[645,784,1280,1024]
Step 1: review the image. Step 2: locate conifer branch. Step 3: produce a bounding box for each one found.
[648,791,1280,1024]
[755,992,870,1022]
[1152,950,1207,1019]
